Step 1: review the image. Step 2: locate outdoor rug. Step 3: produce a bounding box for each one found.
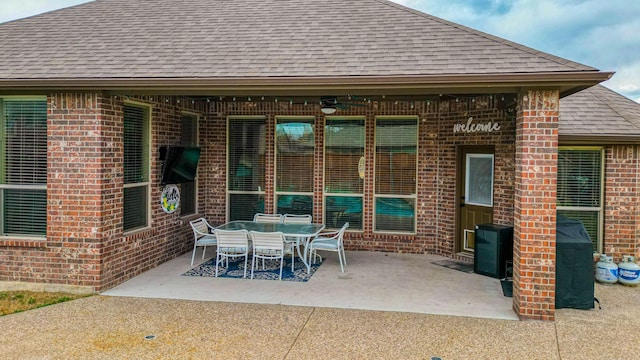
[431,259,474,274]
[501,280,513,297]
[182,255,323,282]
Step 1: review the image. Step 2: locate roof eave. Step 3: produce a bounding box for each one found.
[559,134,640,145]
[0,71,614,96]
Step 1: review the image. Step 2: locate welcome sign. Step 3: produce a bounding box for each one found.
[453,117,501,134]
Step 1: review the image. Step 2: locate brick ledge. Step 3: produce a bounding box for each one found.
[0,239,47,248]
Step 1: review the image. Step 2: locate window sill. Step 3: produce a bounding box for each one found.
[0,238,47,248]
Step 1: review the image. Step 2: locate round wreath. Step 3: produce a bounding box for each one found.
[160,184,180,214]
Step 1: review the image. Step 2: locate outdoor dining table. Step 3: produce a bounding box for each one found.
[215,220,325,273]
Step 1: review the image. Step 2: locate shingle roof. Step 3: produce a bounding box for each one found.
[560,85,640,141]
[0,0,602,80]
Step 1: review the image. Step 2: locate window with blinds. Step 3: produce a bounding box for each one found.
[228,117,266,220]
[374,117,417,233]
[276,117,314,216]
[324,117,364,229]
[557,147,603,252]
[123,103,150,232]
[0,98,48,236]
[180,113,198,216]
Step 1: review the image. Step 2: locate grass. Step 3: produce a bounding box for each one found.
[0,291,89,316]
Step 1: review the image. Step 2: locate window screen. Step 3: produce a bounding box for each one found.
[180,113,198,216]
[123,104,150,231]
[276,117,314,215]
[324,118,364,229]
[228,118,266,220]
[0,98,48,236]
[374,118,417,232]
[557,148,603,251]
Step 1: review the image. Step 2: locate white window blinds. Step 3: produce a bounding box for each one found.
[0,98,48,236]
[123,104,149,231]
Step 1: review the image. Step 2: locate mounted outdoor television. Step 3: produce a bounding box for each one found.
[160,146,201,185]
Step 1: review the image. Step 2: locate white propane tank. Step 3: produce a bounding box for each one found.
[618,256,640,286]
[595,255,618,284]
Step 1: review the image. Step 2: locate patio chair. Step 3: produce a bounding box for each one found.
[213,229,250,278]
[282,214,313,268]
[189,217,217,266]
[249,231,286,280]
[282,213,312,224]
[309,222,349,272]
[253,213,283,223]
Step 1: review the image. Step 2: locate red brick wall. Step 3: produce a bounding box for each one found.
[431,97,516,260]
[512,90,559,321]
[212,97,515,255]
[2,91,637,316]
[603,145,639,261]
[0,94,206,292]
[100,95,209,291]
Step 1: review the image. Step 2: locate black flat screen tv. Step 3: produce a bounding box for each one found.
[160,146,201,185]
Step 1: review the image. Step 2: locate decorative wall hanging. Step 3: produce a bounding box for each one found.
[161,184,180,214]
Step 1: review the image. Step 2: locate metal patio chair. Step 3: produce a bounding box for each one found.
[188,217,217,266]
[249,231,286,280]
[253,213,283,223]
[309,222,349,272]
[213,229,250,278]
[282,214,313,270]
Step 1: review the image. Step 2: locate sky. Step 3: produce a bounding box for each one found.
[0,0,638,103]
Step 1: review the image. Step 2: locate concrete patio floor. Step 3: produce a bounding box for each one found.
[1,280,638,359]
[103,250,518,320]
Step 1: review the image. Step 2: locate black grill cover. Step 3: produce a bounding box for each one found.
[555,215,594,309]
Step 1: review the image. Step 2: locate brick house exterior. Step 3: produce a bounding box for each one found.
[1,0,638,321]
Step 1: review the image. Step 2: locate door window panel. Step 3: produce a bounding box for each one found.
[374,118,417,232]
[228,118,266,220]
[276,117,314,216]
[465,154,494,207]
[324,118,364,229]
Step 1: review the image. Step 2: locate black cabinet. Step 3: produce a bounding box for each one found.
[474,224,514,279]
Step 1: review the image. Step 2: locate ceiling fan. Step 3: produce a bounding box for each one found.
[320,96,366,114]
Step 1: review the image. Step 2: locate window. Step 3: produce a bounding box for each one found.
[374,117,417,232]
[557,147,603,252]
[465,154,494,207]
[275,117,314,216]
[228,117,266,220]
[180,113,198,216]
[324,117,364,229]
[123,103,150,232]
[0,98,47,236]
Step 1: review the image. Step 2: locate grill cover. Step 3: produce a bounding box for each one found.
[555,215,595,309]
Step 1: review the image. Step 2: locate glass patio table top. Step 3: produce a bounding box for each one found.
[216,220,325,238]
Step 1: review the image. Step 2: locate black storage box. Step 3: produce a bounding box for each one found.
[555,215,594,309]
[474,224,514,279]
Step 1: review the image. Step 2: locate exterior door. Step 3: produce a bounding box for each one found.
[457,147,494,254]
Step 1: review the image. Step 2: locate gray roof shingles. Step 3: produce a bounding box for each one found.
[560,85,640,138]
[0,0,599,80]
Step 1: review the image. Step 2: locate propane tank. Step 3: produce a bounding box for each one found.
[618,256,640,286]
[595,255,618,284]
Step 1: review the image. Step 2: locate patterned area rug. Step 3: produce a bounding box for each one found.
[182,255,323,282]
[431,259,474,274]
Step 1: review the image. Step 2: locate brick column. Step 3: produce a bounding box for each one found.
[48,93,122,291]
[513,90,559,320]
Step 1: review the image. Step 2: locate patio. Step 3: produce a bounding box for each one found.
[103,250,517,320]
